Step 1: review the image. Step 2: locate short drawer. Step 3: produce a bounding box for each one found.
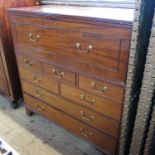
[22,80,56,103]
[61,84,122,121]
[79,76,124,102]
[16,54,43,72]
[19,67,58,94]
[22,81,119,138]
[24,93,117,155]
[44,63,76,84]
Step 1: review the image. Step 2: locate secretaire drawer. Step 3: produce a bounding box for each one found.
[79,76,124,102]
[14,19,130,82]
[22,80,119,138]
[16,54,43,73]
[24,93,117,155]
[61,84,122,121]
[19,66,58,94]
[44,63,76,84]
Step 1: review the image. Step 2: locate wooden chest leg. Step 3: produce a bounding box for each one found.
[10,101,19,109]
[25,107,34,116]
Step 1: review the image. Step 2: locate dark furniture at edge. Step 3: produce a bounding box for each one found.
[0,0,39,108]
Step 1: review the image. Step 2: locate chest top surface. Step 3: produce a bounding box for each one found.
[8,5,134,24]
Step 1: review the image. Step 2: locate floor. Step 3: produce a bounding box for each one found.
[0,95,103,155]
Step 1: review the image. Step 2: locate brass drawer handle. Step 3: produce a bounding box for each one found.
[75,43,92,54]
[35,89,43,97]
[24,58,34,67]
[36,103,44,112]
[91,82,108,93]
[32,74,41,83]
[80,128,93,138]
[29,33,40,42]
[52,69,64,79]
[80,94,95,104]
[80,110,94,121]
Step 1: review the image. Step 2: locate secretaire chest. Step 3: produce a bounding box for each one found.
[8,5,133,155]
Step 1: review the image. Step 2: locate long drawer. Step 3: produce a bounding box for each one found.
[18,66,58,94]
[61,84,122,121]
[12,15,131,83]
[22,80,119,138]
[24,93,117,155]
[11,16,131,37]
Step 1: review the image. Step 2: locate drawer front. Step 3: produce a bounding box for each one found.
[19,66,58,94]
[22,80,56,103]
[24,93,117,155]
[61,84,122,121]
[22,80,119,138]
[79,76,124,102]
[16,54,43,73]
[44,63,76,84]
[15,24,128,62]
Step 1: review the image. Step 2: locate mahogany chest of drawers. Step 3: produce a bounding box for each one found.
[8,5,133,155]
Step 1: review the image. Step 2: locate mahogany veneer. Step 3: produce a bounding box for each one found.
[8,5,133,154]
